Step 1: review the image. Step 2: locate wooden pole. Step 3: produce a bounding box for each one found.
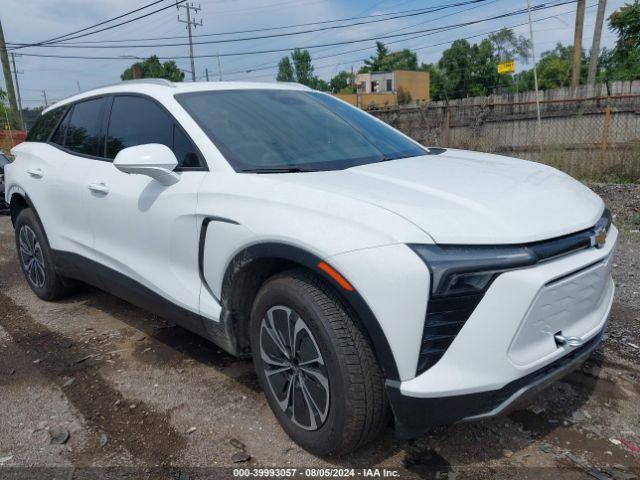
[571,0,586,89]
[587,0,607,87]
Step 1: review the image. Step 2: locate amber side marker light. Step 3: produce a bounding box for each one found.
[317,261,354,291]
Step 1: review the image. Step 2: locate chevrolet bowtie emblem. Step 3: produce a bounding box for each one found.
[593,228,607,248]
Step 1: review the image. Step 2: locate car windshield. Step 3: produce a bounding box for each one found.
[175,89,426,172]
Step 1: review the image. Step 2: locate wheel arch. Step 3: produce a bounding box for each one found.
[220,242,400,381]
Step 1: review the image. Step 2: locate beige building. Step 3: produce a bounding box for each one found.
[334,70,429,109]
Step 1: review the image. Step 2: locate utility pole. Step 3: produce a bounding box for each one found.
[526,0,542,132]
[42,90,48,107]
[10,53,24,129]
[76,80,82,92]
[571,0,586,88]
[0,18,20,129]
[587,0,607,87]
[205,67,209,81]
[216,52,223,80]
[177,2,203,82]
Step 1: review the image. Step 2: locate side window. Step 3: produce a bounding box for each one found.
[65,98,106,156]
[26,107,67,142]
[173,125,201,168]
[50,107,72,146]
[106,95,201,169]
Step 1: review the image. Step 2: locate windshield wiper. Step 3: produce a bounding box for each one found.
[239,167,317,173]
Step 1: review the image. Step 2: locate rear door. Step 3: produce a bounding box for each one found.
[84,94,208,322]
[18,98,107,257]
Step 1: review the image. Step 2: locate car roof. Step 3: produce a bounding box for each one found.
[43,80,313,114]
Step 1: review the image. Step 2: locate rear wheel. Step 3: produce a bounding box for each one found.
[250,270,389,456]
[14,208,77,301]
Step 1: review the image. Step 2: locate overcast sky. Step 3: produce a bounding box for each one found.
[0,0,626,108]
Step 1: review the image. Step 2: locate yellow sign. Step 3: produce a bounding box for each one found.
[498,60,515,74]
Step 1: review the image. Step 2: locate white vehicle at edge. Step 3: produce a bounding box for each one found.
[4,79,616,456]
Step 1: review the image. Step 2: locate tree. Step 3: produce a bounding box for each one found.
[598,1,640,82]
[276,56,294,82]
[275,49,330,91]
[361,42,389,72]
[329,70,355,93]
[291,48,314,85]
[121,55,184,82]
[360,42,418,73]
[488,27,531,63]
[517,43,587,90]
[608,0,640,55]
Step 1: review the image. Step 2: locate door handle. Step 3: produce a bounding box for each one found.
[88,182,110,194]
[27,168,44,178]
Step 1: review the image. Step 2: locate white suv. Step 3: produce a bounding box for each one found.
[4,80,616,455]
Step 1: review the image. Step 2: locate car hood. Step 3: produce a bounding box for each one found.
[273,149,604,244]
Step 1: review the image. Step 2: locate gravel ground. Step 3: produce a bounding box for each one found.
[0,184,639,480]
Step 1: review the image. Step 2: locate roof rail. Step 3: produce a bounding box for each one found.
[119,78,176,87]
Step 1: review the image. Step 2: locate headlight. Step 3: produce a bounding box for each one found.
[409,244,536,296]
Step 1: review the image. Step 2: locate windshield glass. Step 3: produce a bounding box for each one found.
[175,89,425,172]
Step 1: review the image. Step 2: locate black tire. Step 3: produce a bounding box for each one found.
[14,208,77,301]
[250,269,389,456]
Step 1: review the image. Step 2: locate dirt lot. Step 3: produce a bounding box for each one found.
[0,184,639,480]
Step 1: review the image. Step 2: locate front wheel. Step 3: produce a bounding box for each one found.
[250,270,389,456]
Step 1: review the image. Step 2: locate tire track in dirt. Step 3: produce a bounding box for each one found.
[0,291,187,466]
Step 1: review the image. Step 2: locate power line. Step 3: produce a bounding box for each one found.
[7,0,491,49]
[7,3,470,46]
[12,1,577,61]
[228,0,594,79]
[228,0,505,77]
[8,0,186,51]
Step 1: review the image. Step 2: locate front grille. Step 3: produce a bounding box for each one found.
[417,293,483,374]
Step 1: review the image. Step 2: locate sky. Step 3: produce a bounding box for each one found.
[0,0,627,108]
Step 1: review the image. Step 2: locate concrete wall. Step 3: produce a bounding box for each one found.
[394,70,429,103]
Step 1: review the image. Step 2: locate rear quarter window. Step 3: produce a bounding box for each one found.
[26,107,67,143]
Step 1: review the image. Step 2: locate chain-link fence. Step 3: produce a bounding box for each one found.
[372,82,640,182]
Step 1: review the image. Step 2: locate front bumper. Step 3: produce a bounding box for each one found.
[387,225,617,439]
[387,323,606,438]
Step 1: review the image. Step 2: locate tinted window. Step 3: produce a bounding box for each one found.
[50,108,71,146]
[176,90,425,172]
[65,98,105,156]
[26,107,67,143]
[106,96,200,168]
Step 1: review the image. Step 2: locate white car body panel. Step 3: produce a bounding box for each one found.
[10,142,94,255]
[5,81,617,432]
[400,225,617,397]
[274,151,604,245]
[84,160,209,314]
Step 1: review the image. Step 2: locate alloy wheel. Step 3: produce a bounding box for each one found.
[18,225,46,288]
[259,305,330,431]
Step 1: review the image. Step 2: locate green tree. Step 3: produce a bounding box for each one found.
[599,1,640,82]
[275,49,330,91]
[361,42,389,72]
[276,56,294,82]
[121,55,184,82]
[360,42,418,73]
[329,70,355,93]
[487,27,531,63]
[517,43,586,90]
[609,0,640,54]
[291,48,314,85]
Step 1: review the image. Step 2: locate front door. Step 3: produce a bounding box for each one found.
[84,94,209,328]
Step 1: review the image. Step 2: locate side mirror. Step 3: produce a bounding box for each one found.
[113,144,180,186]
